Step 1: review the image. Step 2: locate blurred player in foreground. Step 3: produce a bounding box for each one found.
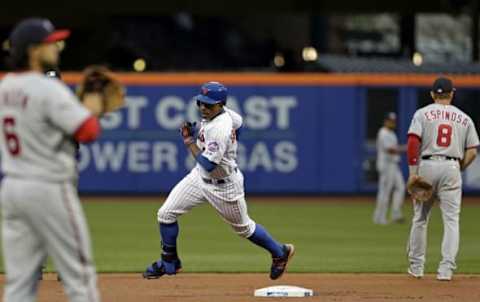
[373,112,406,224]
[0,18,123,301]
[38,68,63,282]
[144,82,294,280]
[406,77,479,281]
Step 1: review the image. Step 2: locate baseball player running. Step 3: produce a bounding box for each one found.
[373,112,406,224]
[406,77,479,281]
[143,82,294,280]
[0,18,104,301]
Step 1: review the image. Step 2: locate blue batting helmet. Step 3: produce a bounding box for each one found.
[195,81,227,105]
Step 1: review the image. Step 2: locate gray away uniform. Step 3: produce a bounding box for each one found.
[407,103,479,274]
[373,127,405,224]
[0,72,100,302]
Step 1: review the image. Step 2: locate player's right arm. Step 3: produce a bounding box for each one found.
[180,121,229,172]
[406,110,425,193]
[81,93,104,117]
[378,129,404,155]
[43,80,102,143]
[407,110,423,176]
[196,126,230,172]
[182,122,230,172]
[387,145,407,154]
[384,134,405,154]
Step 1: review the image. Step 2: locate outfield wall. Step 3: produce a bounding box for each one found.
[5,73,480,193]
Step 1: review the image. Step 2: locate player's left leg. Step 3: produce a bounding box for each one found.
[203,171,294,280]
[373,165,394,224]
[437,164,462,281]
[391,166,406,223]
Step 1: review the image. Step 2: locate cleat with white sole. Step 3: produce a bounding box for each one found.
[407,267,424,279]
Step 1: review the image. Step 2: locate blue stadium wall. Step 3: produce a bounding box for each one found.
[0,73,473,194]
[64,73,480,194]
[78,85,362,193]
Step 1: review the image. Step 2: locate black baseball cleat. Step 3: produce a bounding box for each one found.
[270,244,295,280]
[37,265,45,281]
[143,259,182,279]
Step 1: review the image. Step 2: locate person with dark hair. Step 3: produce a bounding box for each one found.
[0,18,104,301]
[406,77,479,281]
[143,82,294,281]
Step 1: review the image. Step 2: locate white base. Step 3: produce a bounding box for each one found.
[254,285,314,297]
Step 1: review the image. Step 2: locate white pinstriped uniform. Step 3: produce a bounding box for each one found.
[157,107,256,238]
[407,104,479,273]
[0,72,99,302]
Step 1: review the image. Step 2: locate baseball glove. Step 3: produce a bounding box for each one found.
[407,175,433,202]
[180,122,197,145]
[77,65,125,114]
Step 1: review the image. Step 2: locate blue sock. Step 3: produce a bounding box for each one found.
[248,224,284,258]
[159,222,179,255]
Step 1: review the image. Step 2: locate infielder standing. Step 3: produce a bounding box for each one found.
[144,82,294,280]
[0,18,104,301]
[406,77,479,281]
[373,112,406,224]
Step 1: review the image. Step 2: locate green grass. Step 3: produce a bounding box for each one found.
[3,200,480,273]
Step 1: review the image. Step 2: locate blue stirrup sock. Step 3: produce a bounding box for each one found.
[159,222,179,258]
[248,224,284,258]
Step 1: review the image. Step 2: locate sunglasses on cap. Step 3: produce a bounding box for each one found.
[196,100,216,109]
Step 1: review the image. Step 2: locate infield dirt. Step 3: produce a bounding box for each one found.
[3,273,479,302]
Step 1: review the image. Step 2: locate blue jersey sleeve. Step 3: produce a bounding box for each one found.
[196,154,217,172]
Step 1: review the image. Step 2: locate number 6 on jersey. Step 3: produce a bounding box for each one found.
[2,117,21,156]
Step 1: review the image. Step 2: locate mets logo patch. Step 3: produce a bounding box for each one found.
[207,141,219,152]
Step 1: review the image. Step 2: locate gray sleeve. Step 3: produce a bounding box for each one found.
[383,133,396,149]
[408,110,423,138]
[43,81,91,135]
[376,131,383,150]
[466,119,480,149]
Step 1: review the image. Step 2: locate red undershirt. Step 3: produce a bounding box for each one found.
[74,116,101,143]
[407,134,421,166]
